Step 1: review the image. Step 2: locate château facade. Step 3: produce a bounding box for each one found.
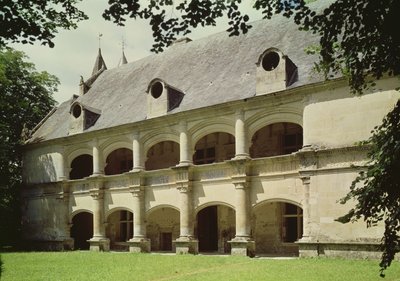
[21,4,399,258]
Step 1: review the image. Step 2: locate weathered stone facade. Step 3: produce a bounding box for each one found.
[21,4,400,258]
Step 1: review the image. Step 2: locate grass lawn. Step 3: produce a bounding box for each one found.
[1,252,400,281]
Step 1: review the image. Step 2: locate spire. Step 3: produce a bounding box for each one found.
[92,48,107,75]
[92,34,107,75]
[118,38,128,66]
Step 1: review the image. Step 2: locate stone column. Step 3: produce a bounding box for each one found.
[61,182,73,250]
[128,183,150,253]
[88,179,109,251]
[58,146,67,181]
[132,132,144,171]
[229,159,254,257]
[234,110,250,159]
[174,166,198,254]
[92,139,104,176]
[178,121,193,166]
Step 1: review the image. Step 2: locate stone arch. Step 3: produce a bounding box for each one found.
[146,204,180,216]
[105,207,134,220]
[247,108,303,142]
[69,154,93,180]
[250,121,303,158]
[66,147,92,170]
[104,147,133,175]
[106,207,134,250]
[146,205,180,252]
[195,202,236,253]
[142,130,180,156]
[195,201,236,215]
[70,209,93,222]
[252,199,303,256]
[70,210,93,250]
[145,139,180,171]
[189,119,235,150]
[101,138,132,161]
[192,131,235,165]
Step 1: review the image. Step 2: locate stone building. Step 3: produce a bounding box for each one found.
[21,3,399,257]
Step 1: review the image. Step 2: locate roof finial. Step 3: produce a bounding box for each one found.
[118,36,128,66]
[98,33,103,49]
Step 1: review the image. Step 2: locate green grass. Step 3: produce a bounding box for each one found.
[1,252,400,281]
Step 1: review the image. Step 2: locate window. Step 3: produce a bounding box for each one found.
[119,211,133,242]
[194,147,216,164]
[282,203,303,243]
[283,132,303,154]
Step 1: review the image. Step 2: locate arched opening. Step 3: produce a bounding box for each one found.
[71,212,93,250]
[69,154,93,180]
[106,210,133,251]
[196,205,235,253]
[104,148,133,175]
[250,122,303,158]
[145,141,180,171]
[252,201,303,256]
[147,207,180,252]
[193,132,235,165]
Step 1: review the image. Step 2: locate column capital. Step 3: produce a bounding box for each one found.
[232,180,248,190]
[177,183,191,193]
[129,185,144,197]
[89,189,104,200]
[179,120,187,131]
[300,175,311,185]
[235,109,245,119]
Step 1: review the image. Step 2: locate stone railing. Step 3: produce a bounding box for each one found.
[194,162,232,181]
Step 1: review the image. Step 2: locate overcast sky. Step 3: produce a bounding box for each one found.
[11,0,263,104]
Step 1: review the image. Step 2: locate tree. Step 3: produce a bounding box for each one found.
[0,0,87,48]
[101,0,400,275]
[0,47,57,247]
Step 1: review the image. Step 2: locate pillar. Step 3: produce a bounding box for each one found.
[234,110,250,159]
[88,182,109,251]
[297,175,319,257]
[132,132,144,171]
[128,185,150,252]
[174,166,198,254]
[178,121,192,166]
[58,146,67,181]
[92,139,104,176]
[61,182,73,250]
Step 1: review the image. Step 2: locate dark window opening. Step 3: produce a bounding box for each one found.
[282,203,303,243]
[69,154,93,180]
[262,51,280,71]
[119,210,133,242]
[193,133,235,165]
[72,105,82,118]
[105,148,133,175]
[71,212,93,250]
[151,81,163,99]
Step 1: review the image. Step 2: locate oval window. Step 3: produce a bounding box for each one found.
[151,81,163,99]
[262,51,280,71]
[72,104,82,118]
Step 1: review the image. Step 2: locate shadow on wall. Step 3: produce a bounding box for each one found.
[25,154,57,183]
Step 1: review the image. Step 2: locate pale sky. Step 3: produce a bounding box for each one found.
[11,0,263,104]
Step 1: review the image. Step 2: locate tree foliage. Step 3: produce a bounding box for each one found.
[0,0,87,48]
[0,48,57,247]
[102,0,400,274]
[337,100,400,277]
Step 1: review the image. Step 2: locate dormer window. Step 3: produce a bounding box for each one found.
[147,79,184,119]
[256,48,298,96]
[69,101,101,135]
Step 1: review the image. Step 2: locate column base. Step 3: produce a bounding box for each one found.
[88,237,110,251]
[174,236,198,255]
[229,237,255,257]
[128,237,151,253]
[63,237,74,250]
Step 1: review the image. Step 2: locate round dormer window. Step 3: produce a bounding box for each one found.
[72,104,82,118]
[262,51,280,71]
[151,81,163,99]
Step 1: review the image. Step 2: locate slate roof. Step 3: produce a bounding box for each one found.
[29,1,330,143]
